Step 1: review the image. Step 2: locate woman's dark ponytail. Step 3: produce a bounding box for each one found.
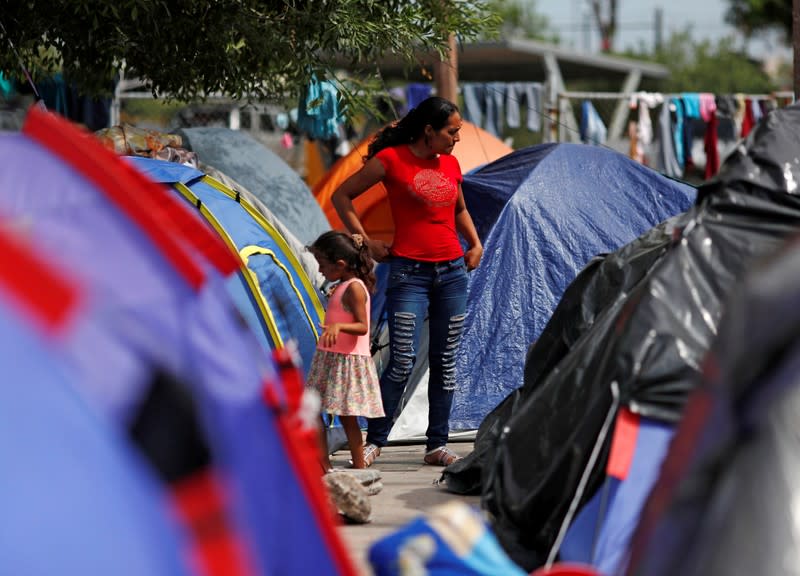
[365,96,459,160]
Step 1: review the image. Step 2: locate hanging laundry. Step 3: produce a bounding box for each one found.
[680,93,703,173]
[750,98,763,125]
[680,92,701,119]
[579,100,607,145]
[758,98,776,116]
[741,97,756,138]
[505,82,542,132]
[461,83,485,127]
[672,97,686,168]
[0,72,15,98]
[483,82,506,137]
[703,108,720,179]
[733,93,747,136]
[406,83,432,110]
[715,95,738,141]
[653,100,682,178]
[630,92,664,165]
[628,119,639,162]
[296,76,344,141]
[698,93,717,122]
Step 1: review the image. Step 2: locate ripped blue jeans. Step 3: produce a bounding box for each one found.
[366,256,468,451]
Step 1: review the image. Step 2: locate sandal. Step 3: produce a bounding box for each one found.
[363,443,381,467]
[423,446,461,467]
[350,443,382,468]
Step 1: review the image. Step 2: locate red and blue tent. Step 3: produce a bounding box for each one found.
[0,106,356,576]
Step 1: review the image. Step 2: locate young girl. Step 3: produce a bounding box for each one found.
[306,230,384,471]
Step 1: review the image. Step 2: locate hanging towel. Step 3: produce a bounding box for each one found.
[699,93,717,122]
[296,76,344,140]
[680,93,701,118]
[631,92,664,164]
[580,100,607,145]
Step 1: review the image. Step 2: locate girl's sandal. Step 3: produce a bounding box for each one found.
[363,443,381,467]
[423,446,461,467]
[349,443,381,468]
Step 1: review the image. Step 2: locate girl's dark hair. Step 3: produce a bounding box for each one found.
[366,96,459,160]
[310,230,376,293]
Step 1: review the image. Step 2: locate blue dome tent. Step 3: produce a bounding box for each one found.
[0,107,357,576]
[128,157,325,372]
[451,143,697,430]
[0,221,193,576]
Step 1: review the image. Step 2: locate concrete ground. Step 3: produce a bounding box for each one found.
[330,441,480,576]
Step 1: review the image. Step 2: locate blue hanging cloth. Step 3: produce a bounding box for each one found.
[296,76,344,140]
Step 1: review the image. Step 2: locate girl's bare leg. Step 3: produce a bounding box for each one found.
[340,416,365,469]
[318,416,332,473]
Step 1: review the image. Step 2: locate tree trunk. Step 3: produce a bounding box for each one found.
[434,33,459,104]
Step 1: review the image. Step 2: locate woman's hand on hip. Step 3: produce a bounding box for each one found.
[366,238,391,262]
[465,244,483,271]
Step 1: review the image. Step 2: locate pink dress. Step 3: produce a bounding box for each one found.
[305,278,384,418]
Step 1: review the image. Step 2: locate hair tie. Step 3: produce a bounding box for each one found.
[352,233,364,249]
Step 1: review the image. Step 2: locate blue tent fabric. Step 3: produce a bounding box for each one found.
[129,157,325,373]
[451,144,696,430]
[0,262,191,576]
[0,133,197,422]
[175,127,331,245]
[559,418,674,575]
[0,109,354,576]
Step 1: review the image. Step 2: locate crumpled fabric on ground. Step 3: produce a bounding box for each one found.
[369,501,526,576]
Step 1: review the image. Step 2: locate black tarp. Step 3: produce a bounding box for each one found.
[443,103,800,571]
[626,224,800,576]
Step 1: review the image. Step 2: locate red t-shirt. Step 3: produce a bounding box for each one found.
[375,145,464,262]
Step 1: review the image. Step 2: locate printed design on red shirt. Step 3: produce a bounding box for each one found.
[410,168,457,207]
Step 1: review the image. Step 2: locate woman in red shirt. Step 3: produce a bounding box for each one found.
[332,96,483,467]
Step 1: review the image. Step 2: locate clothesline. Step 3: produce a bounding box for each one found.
[564,90,797,180]
[557,90,794,100]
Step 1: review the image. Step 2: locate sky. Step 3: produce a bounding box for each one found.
[537,0,789,57]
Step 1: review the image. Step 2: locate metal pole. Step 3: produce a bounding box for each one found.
[654,7,663,52]
[794,0,799,99]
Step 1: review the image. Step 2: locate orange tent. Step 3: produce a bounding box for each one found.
[312,121,513,244]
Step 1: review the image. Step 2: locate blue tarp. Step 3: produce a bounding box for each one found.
[451,143,696,430]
